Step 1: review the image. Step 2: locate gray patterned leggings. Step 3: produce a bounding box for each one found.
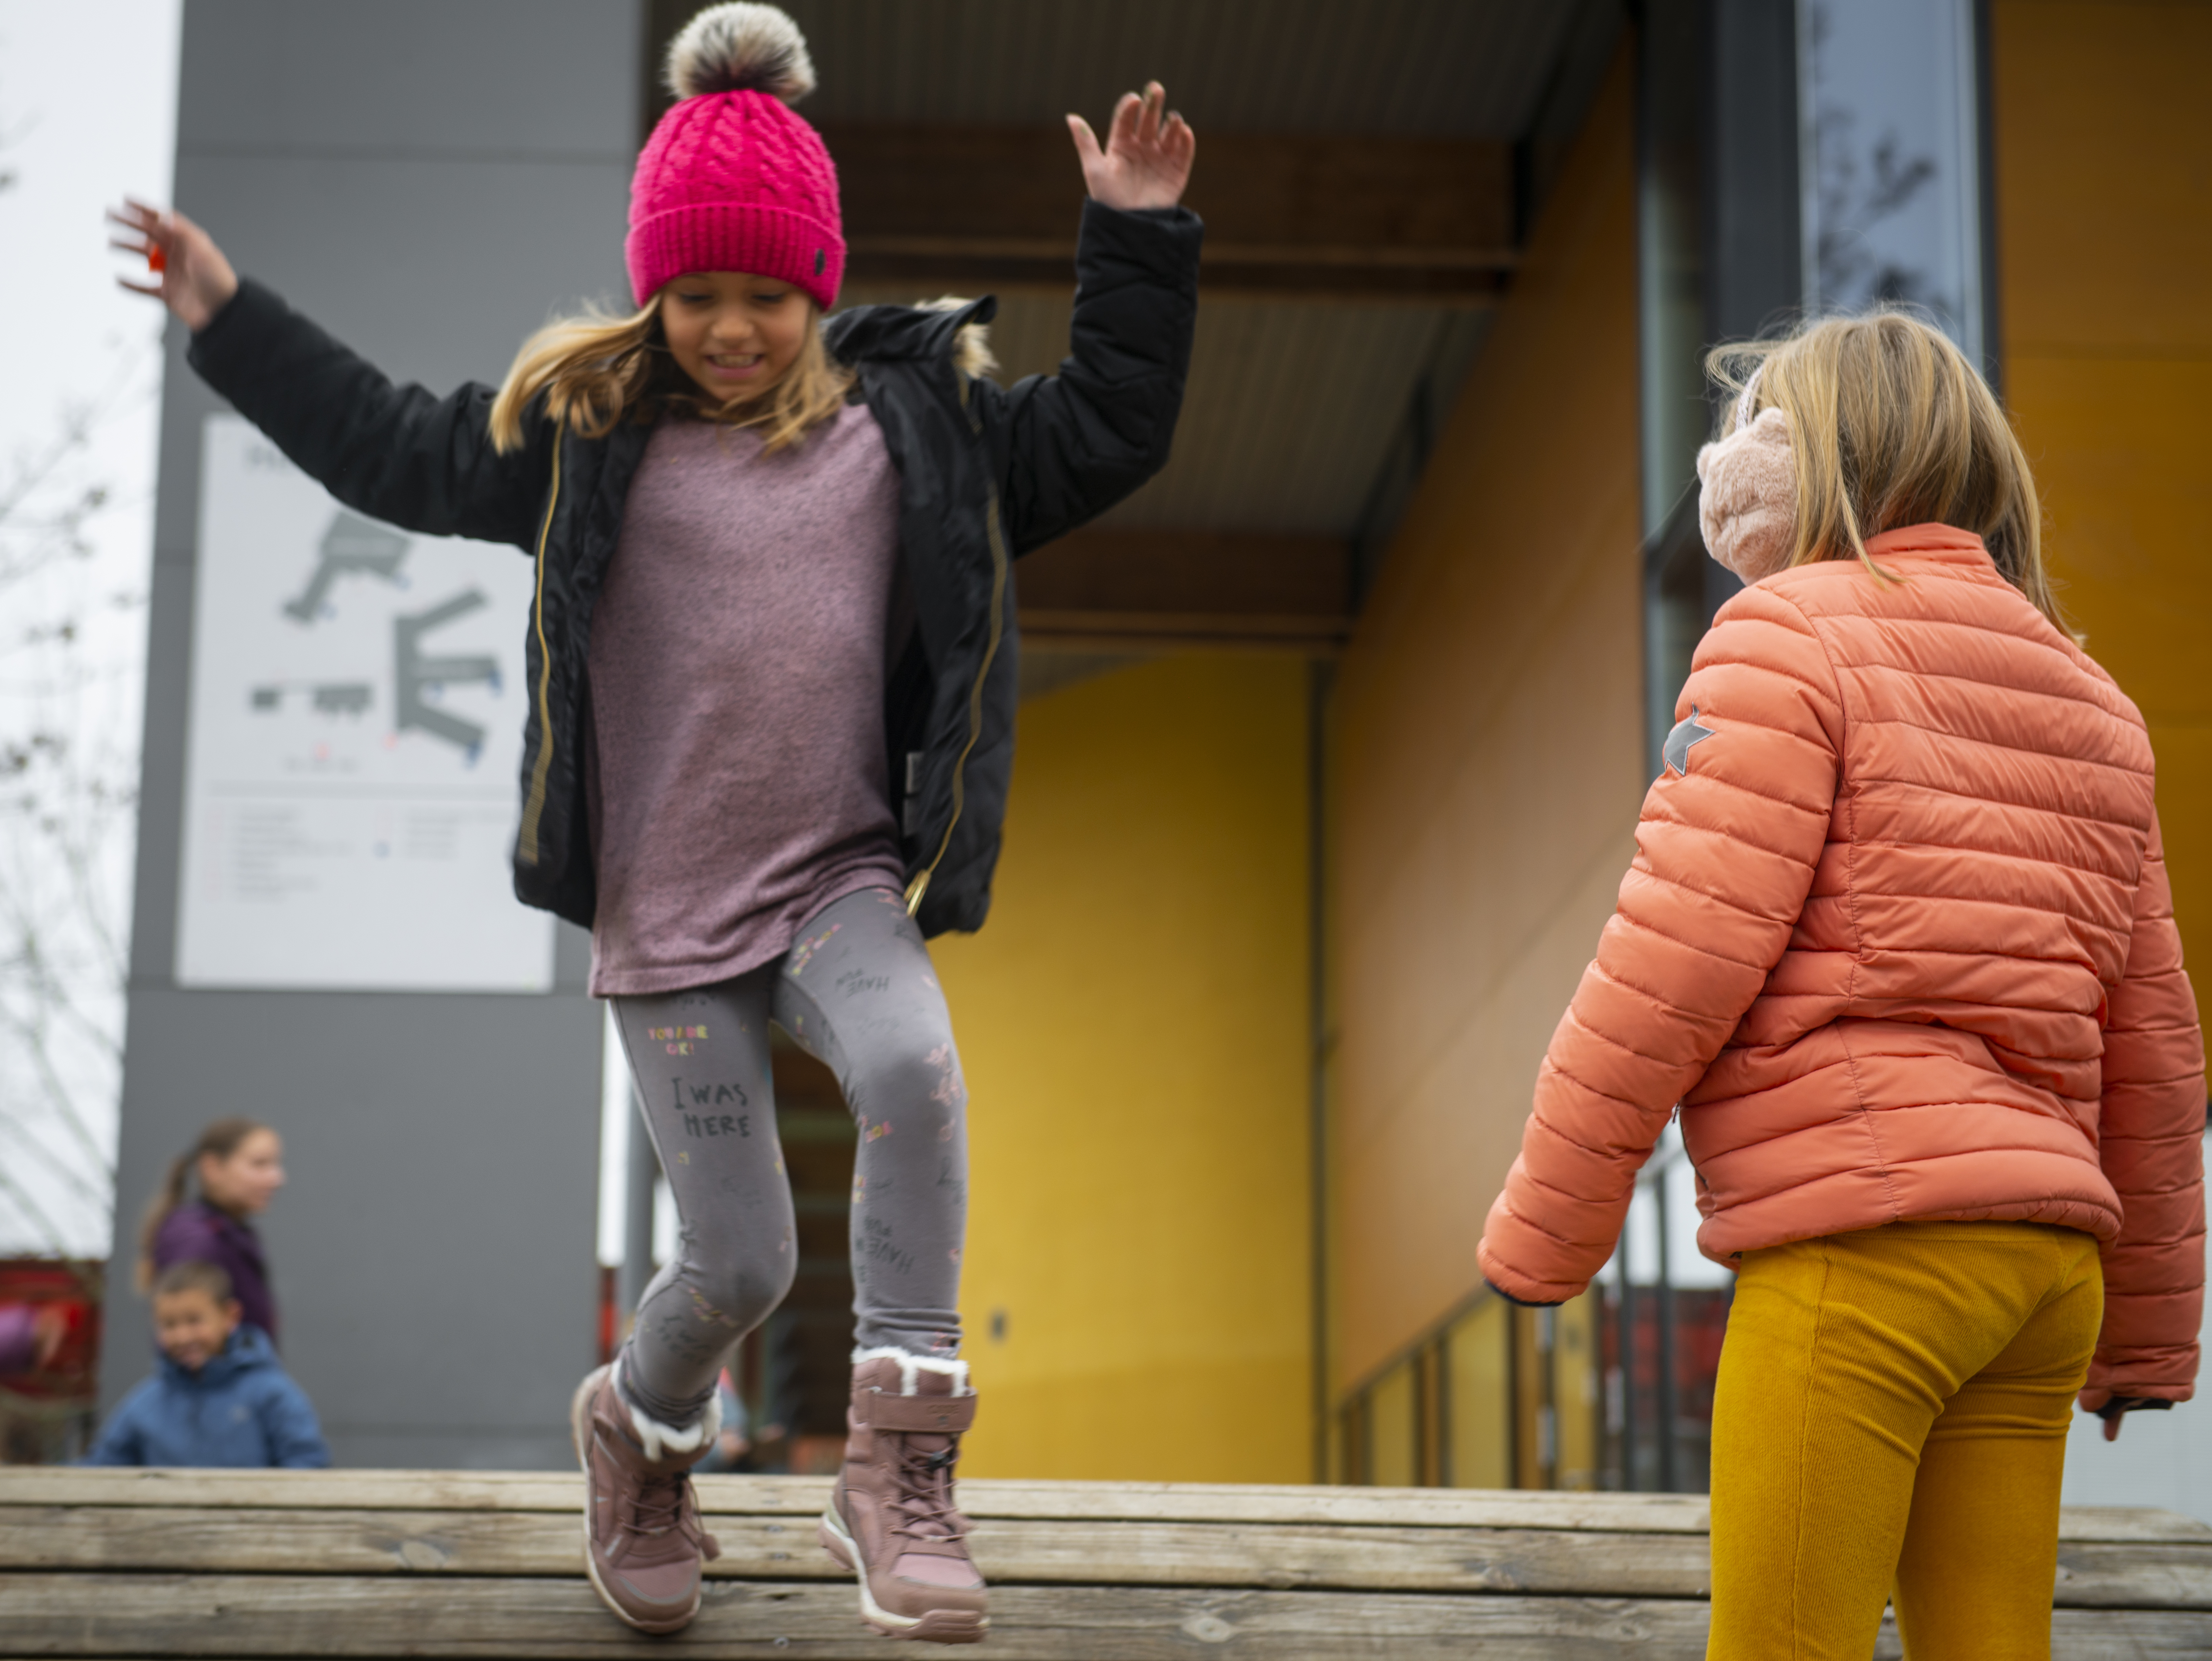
[610,886,968,1427]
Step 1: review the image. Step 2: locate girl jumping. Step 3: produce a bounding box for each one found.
[1478,310,2204,1656]
[114,3,1198,1641]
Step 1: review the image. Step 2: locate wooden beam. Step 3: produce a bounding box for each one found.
[0,1573,1725,1657]
[826,125,1516,301]
[0,1466,1712,1529]
[14,1504,2212,1611]
[1016,528,1354,651]
[10,1468,2206,1544]
[6,1471,2207,1660]
[0,1506,1719,1597]
[8,1572,2209,1657]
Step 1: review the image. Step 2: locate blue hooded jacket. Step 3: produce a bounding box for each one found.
[84,1324,329,1468]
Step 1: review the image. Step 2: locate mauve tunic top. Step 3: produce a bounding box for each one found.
[584,403,907,996]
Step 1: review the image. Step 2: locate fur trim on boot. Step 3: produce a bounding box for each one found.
[627,1388,723,1463]
[851,1345,975,1397]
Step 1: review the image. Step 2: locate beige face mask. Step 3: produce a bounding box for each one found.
[1695,371,1797,583]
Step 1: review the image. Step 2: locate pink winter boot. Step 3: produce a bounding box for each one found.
[818,1351,987,1642]
[570,1362,724,1634]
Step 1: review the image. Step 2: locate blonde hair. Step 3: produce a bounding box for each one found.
[1705,310,2062,631]
[489,291,853,456]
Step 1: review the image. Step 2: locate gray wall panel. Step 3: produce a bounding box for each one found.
[173,152,633,384]
[109,988,603,1469]
[108,0,642,1469]
[179,0,639,156]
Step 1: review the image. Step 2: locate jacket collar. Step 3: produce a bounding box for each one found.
[159,1322,274,1389]
[823,296,998,366]
[1862,522,1995,570]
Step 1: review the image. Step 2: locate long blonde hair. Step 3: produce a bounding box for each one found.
[1705,310,2062,631]
[488,291,853,456]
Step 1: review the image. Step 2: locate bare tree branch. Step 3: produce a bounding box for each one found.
[0,83,151,1257]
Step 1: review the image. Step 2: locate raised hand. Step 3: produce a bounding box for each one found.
[1067,82,1194,212]
[108,198,239,332]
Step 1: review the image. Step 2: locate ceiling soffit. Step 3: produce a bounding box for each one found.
[643,0,1624,650]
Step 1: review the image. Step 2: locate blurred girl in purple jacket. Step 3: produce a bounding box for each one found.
[136,1117,286,1345]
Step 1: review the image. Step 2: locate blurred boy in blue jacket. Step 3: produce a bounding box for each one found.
[85,1260,328,1468]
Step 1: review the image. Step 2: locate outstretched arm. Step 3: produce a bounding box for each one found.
[1478,589,1845,1304]
[107,200,550,550]
[2085,808,2206,1433]
[992,86,1203,553]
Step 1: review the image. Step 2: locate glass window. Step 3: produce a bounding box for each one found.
[1798,0,1985,358]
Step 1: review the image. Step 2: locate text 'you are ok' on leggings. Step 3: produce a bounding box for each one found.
[609,886,969,1427]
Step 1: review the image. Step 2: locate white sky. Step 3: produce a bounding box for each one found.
[0,2,648,1267]
[0,0,181,1257]
[1,0,180,468]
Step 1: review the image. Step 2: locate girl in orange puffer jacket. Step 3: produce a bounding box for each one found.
[1478,309,2204,1657]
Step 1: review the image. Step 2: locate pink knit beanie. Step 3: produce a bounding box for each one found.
[627,4,844,311]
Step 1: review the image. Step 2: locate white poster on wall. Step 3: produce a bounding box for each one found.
[176,415,555,992]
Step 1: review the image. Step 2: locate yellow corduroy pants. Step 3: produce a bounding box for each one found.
[1707,1220,2103,1660]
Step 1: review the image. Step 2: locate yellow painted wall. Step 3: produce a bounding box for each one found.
[1326,49,1645,1397]
[1993,2,2212,986]
[934,653,1312,1481]
[1445,1299,1511,1488]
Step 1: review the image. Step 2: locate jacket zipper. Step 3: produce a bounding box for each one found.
[516,426,564,866]
[905,374,1006,918]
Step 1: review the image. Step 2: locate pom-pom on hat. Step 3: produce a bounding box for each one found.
[626,3,845,311]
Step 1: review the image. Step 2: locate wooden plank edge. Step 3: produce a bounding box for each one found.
[5,1472,2202,1544]
[0,1471,1712,1530]
[3,1574,2208,1660]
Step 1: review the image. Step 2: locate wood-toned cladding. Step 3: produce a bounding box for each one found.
[825,125,1515,300]
[8,1468,2207,1656]
[1326,53,1644,1396]
[1018,529,1352,650]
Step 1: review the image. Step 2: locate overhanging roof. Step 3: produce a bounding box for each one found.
[645,0,1626,653]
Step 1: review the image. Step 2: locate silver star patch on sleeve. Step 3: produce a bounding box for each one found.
[1663,705,1718,776]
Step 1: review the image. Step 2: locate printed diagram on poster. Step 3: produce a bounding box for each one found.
[177,415,556,991]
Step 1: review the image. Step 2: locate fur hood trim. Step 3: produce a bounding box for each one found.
[912,298,999,380]
[823,294,998,381]
[852,1345,976,1396]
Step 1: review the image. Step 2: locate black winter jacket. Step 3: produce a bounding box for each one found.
[187,201,1202,937]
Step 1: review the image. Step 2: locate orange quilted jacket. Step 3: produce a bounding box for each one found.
[1478,524,2206,1403]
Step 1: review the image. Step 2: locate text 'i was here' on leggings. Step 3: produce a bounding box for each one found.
[609,886,969,1427]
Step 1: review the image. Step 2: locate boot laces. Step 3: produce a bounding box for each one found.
[619,1467,718,1559]
[888,1434,969,1545]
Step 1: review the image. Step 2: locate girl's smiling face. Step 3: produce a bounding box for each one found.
[661,271,809,406]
